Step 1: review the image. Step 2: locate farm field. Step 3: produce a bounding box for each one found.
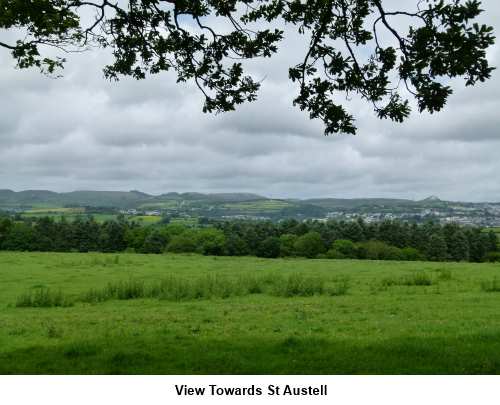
[19,212,162,225]
[1,252,500,374]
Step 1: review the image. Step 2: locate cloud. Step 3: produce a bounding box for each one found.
[0,0,499,202]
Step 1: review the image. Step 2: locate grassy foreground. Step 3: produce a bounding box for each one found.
[1,252,500,374]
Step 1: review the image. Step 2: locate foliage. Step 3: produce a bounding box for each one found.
[256,236,281,258]
[331,239,357,258]
[0,0,495,134]
[279,233,298,257]
[293,231,326,258]
[426,233,448,262]
[0,215,496,263]
[485,252,500,263]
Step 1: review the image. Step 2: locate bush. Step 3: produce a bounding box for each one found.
[331,239,357,258]
[166,228,226,255]
[401,247,423,261]
[356,240,403,261]
[196,228,226,255]
[167,231,198,253]
[485,251,500,263]
[293,232,326,258]
[325,248,345,259]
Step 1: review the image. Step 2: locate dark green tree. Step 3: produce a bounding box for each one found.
[486,230,499,252]
[2,223,35,251]
[448,230,470,262]
[279,233,298,257]
[0,217,13,248]
[196,228,226,255]
[293,231,326,258]
[142,230,168,253]
[1,0,494,135]
[167,230,198,253]
[224,234,250,256]
[465,228,489,262]
[98,221,127,252]
[331,239,357,258]
[256,236,281,258]
[426,233,448,262]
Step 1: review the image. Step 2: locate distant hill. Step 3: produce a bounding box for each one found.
[302,198,414,210]
[154,192,265,203]
[0,189,151,208]
[2,190,498,224]
[0,190,268,209]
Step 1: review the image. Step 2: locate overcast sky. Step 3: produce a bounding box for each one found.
[1,1,499,201]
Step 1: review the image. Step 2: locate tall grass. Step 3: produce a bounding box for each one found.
[381,271,433,287]
[14,272,351,307]
[15,288,73,308]
[481,278,500,292]
[82,279,145,303]
[326,277,350,296]
[270,274,325,297]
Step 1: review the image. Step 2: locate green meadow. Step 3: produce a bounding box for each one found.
[20,212,162,225]
[1,252,500,374]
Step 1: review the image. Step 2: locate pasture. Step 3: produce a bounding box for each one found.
[1,252,500,374]
[19,212,162,225]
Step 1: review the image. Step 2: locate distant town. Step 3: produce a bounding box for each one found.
[2,190,500,227]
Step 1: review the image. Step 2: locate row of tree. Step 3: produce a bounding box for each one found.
[0,216,498,263]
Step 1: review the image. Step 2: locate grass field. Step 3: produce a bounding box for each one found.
[222,200,292,212]
[1,252,500,374]
[19,212,162,225]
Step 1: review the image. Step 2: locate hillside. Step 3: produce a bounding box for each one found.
[1,190,500,226]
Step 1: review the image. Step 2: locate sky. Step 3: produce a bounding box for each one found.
[0,1,499,201]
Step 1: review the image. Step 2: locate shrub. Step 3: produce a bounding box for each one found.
[293,232,326,258]
[166,228,226,255]
[401,247,423,261]
[331,239,357,258]
[166,231,198,253]
[196,228,226,256]
[325,249,345,259]
[356,240,404,261]
[485,252,500,263]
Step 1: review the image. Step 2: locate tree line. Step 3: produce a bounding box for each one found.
[0,215,498,263]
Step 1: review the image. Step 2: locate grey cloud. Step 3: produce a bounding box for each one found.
[0,1,500,201]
